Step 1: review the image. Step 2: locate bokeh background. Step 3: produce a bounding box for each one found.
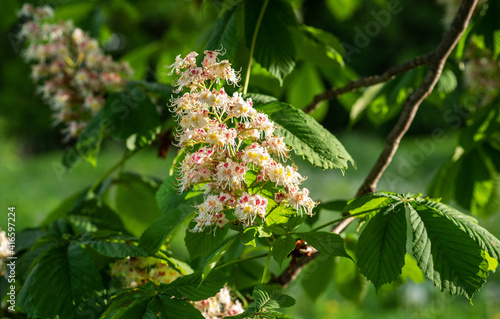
[1,0,499,318]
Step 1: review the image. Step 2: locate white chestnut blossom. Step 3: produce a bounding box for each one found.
[169,49,318,233]
[18,4,133,140]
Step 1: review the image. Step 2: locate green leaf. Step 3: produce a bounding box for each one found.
[185,226,228,259]
[104,172,163,237]
[139,176,204,254]
[205,5,239,62]
[421,200,500,261]
[296,26,344,69]
[139,204,196,254]
[101,87,160,148]
[145,296,205,319]
[156,175,204,214]
[102,284,205,319]
[80,237,148,258]
[301,255,336,301]
[286,63,328,121]
[297,231,351,259]
[258,102,355,171]
[19,243,104,318]
[344,192,400,213]
[436,68,458,94]
[409,202,489,299]
[335,253,369,303]
[201,236,237,282]
[272,235,296,266]
[245,0,297,83]
[159,270,227,301]
[316,200,348,212]
[356,202,407,289]
[63,111,104,168]
[100,283,157,318]
[253,284,295,310]
[326,0,362,21]
[401,254,425,283]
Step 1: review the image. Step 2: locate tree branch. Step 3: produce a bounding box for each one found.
[304,54,430,114]
[274,0,478,287]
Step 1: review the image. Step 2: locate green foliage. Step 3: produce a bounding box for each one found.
[139,176,203,254]
[101,86,160,150]
[63,111,105,168]
[356,203,407,290]
[201,236,237,282]
[272,235,296,266]
[10,0,500,318]
[347,192,499,300]
[104,172,163,237]
[19,242,105,318]
[258,102,355,171]
[297,231,352,259]
[101,282,206,319]
[227,284,296,318]
[185,225,228,259]
[429,97,500,216]
[245,0,297,84]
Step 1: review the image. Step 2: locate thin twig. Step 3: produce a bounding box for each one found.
[274,0,478,286]
[304,54,430,114]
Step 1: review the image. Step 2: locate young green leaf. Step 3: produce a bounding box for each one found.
[139,204,195,254]
[159,270,227,301]
[356,202,407,290]
[185,226,228,260]
[19,243,105,318]
[421,200,500,261]
[253,284,296,310]
[202,236,237,282]
[409,203,489,300]
[258,102,355,171]
[80,238,148,258]
[272,235,296,266]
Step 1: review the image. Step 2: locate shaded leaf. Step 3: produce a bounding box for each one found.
[19,243,104,318]
[409,203,489,300]
[258,102,355,171]
[245,0,297,83]
[272,235,296,266]
[356,202,407,289]
[253,284,295,310]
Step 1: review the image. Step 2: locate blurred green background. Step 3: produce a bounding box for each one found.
[1,0,499,318]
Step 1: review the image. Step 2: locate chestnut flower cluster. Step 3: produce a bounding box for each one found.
[110,257,244,318]
[0,231,10,277]
[168,50,317,233]
[18,4,133,140]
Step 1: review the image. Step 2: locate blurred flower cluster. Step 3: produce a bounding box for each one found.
[0,230,11,277]
[111,257,243,318]
[18,4,133,140]
[169,49,317,233]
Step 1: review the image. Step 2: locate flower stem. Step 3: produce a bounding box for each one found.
[261,246,272,284]
[308,207,383,233]
[243,0,270,94]
[214,252,268,270]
